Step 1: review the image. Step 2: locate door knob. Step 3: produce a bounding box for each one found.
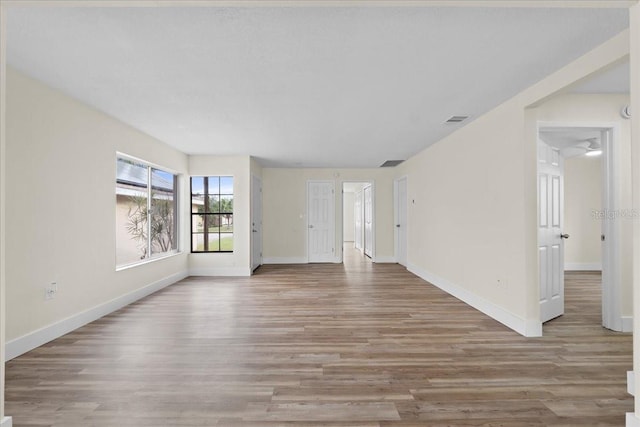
[396,224,400,228]
[309,225,314,229]
[560,233,570,239]
[252,229,257,233]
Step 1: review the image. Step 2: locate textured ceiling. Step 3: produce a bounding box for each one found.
[6,6,629,167]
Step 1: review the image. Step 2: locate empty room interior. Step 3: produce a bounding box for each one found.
[3,1,640,426]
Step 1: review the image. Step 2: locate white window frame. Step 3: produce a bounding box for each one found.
[116,153,181,270]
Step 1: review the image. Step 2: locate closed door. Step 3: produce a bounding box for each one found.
[308,181,335,263]
[251,175,262,271]
[538,140,565,323]
[396,177,408,266]
[354,190,363,250]
[363,185,373,258]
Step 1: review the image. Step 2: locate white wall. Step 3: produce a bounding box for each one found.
[5,67,190,354]
[343,191,355,242]
[395,31,629,337]
[564,155,603,271]
[262,168,395,263]
[188,155,252,276]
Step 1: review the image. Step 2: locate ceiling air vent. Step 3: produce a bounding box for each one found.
[445,115,469,124]
[380,160,404,168]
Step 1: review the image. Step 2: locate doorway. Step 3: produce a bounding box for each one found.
[342,181,374,262]
[537,124,619,331]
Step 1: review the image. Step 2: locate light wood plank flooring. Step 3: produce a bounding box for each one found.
[6,251,632,426]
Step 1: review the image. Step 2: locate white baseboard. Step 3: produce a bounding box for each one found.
[263,257,307,264]
[263,257,344,265]
[564,262,602,271]
[407,263,541,338]
[373,256,396,263]
[622,316,634,333]
[628,371,634,396]
[627,413,640,427]
[5,270,189,361]
[0,417,12,427]
[189,267,251,277]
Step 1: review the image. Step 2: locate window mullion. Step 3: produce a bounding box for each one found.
[204,177,209,252]
[147,166,152,259]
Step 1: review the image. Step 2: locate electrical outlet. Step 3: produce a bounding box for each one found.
[45,282,57,300]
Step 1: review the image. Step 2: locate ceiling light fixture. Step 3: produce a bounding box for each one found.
[585,149,602,157]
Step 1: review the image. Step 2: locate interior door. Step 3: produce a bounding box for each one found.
[251,175,262,271]
[363,185,373,258]
[308,181,335,263]
[354,190,363,250]
[538,139,565,323]
[396,177,408,266]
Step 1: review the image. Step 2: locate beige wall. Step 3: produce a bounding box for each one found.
[6,67,189,343]
[188,155,252,276]
[262,168,395,263]
[397,100,530,323]
[564,156,603,270]
[395,31,629,336]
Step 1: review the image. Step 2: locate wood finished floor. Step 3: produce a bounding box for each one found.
[5,249,632,426]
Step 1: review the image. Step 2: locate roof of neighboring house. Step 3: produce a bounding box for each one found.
[116,160,174,192]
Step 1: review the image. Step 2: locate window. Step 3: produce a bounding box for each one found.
[191,176,234,252]
[116,156,179,267]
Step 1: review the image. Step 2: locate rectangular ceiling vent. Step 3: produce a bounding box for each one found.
[445,115,469,123]
[380,160,405,168]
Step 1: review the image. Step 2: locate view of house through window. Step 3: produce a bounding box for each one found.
[116,157,178,267]
[191,176,234,252]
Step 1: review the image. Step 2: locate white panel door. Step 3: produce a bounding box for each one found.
[396,177,408,266]
[354,190,363,250]
[308,181,335,263]
[251,175,262,272]
[363,185,373,258]
[538,140,565,323]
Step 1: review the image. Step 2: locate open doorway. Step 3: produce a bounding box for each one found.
[343,181,373,264]
[537,125,620,331]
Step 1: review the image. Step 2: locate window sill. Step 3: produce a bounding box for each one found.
[116,251,182,272]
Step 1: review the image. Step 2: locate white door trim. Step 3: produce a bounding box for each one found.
[537,121,622,332]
